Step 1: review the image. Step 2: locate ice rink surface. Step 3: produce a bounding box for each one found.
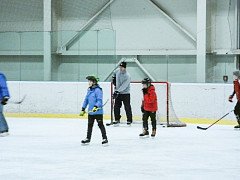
[0,118,240,180]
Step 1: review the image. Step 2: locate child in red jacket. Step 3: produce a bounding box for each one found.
[139,78,158,137]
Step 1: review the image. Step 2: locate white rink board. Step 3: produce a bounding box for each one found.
[5,81,111,115]
[5,81,236,120]
[171,83,235,120]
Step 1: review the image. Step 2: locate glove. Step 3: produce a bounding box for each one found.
[142,88,148,95]
[79,108,86,116]
[141,105,145,113]
[79,111,86,116]
[92,106,99,112]
[229,95,233,103]
[1,97,9,105]
[113,91,119,99]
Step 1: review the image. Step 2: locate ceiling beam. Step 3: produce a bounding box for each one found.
[148,0,197,45]
[58,0,115,53]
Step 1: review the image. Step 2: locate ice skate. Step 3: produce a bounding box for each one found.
[139,129,149,138]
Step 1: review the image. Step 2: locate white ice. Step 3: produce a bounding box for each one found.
[0,118,240,180]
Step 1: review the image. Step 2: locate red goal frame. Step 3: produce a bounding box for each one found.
[110,81,172,126]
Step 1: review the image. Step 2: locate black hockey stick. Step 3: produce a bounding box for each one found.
[8,95,27,105]
[79,99,109,116]
[88,99,109,113]
[197,110,234,130]
[106,94,118,126]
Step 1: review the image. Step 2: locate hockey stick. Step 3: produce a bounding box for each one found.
[106,94,118,126]
[88,99,109,113]
[8,95,27,105]
[197,110,234,130]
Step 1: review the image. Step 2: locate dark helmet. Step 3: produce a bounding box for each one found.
[86,75,99,84]
[233,71,240,78]
[141,77,151,85]
[119,61,127,68]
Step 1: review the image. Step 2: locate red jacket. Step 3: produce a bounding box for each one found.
[142,85,158,112]
[234,80,240,101]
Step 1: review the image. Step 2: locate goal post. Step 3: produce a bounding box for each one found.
[110,81,186,127]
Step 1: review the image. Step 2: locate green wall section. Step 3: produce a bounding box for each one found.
[0,54,236,83]
[0,56,43,81]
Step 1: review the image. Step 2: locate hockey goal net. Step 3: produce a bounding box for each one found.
[111,82,186,127]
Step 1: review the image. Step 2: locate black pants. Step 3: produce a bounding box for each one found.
[234,101,240,124]
[87,115,107,140]
[114,94,132,122]
[142,111,156,130]
[234,101,240,116]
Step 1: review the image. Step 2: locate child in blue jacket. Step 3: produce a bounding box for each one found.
[0,72,10,137]
[80,76,108,145]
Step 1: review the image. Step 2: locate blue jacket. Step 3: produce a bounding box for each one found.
[0,72,10,101]
[82,85,103,115]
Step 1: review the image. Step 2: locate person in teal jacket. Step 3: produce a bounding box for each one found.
[80,76,108,146]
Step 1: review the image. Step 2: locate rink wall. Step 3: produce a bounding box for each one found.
[4,81,237,125]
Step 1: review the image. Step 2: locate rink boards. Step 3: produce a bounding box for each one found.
[4,81,237,125]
